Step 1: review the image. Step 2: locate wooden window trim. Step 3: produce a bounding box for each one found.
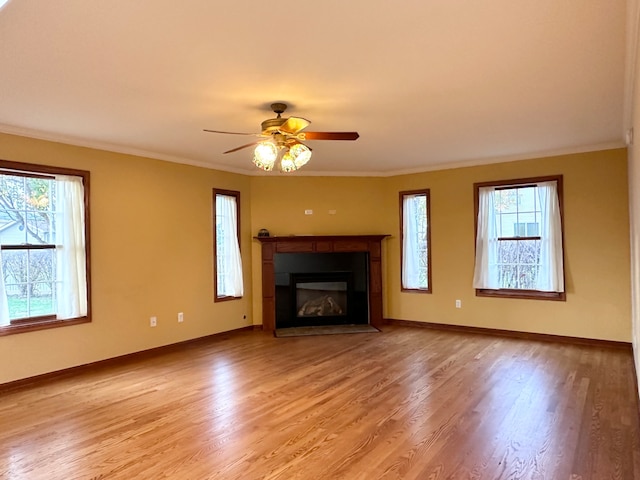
[10,314,56,325]
[0,159,92,337]
[475,288,566,301]
[213,188,242,302]
[399,189,432,294]
[473,175,566,301]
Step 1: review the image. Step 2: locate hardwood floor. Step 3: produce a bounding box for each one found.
[1,325,639,479]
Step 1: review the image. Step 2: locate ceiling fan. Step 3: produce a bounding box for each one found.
[203,102,359,172]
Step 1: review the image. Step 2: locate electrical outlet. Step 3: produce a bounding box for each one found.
[150,316,157,327]
[178,312,184,323]
[304,209,313,215]
[455,299,462,309]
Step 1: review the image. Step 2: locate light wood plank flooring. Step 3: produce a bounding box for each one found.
[1,325,639,479]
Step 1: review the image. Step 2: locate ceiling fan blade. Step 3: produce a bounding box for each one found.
[302,132,360,141]
[203,129,257,136]
[278,116,311,135]
[223,141,262,154]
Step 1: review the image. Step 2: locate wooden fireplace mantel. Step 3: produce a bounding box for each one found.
[255,235,390,331]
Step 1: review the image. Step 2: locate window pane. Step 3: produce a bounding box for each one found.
[498,264,517,289]
[495,189,518,213]
[29,249,56,283]
[415,196,428,289]
[216,220,227,294]
[0,176,56,246]
[2,248,56,320]
[517,264,538,290]
[498,239,519,265]
[3,249,27,318]
[494,186,543,239]
[497,239,541,289]
[518,187,536,212]
[28,282,55,317]
[216,195,229,294]
[25,211,52,244]
[0,175,26,211]
[499,212,517,237]
[517,211,535,223]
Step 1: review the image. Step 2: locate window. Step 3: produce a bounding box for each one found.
[0,159,90,336]
[400,189,431,293]
[473,175,565,300]
[213,189,243,301]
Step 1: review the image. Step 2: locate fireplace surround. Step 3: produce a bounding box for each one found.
[256,235,389,331]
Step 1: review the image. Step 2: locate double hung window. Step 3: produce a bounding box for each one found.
[213,189,243,301]
[0,160,90,335]
[400,189,431,292]
[473,176,565,300]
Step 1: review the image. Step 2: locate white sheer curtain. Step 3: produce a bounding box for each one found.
[216,194,244,297]
[0,250,9,326]
[402,194,426,289]
[473,187,500,289]
[536,181,564,292]
[55,175,88,319]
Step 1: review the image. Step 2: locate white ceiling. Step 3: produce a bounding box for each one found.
[0,1,629,175]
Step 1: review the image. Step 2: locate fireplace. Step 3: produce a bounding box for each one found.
[274,252,368,329]
[255,235,389,332]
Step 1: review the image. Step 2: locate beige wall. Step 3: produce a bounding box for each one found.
[249,150,630,342]
[248,176,392,326]
[0,133,253,384]
[0,131,632,385]
[385,149,630,341]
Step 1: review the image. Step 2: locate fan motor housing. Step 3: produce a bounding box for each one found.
[261,117,287,133]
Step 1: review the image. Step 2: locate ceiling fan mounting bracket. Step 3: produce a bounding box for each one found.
[270,102,288,117]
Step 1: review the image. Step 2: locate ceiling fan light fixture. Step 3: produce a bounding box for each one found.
[279,151,297,173]
[289,143,312,169]
[253,141,277,171]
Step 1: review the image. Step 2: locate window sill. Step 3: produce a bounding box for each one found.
[214,295,243,303]
[0,316,90,336]
[476,288,566,301]
[401,287,432,294]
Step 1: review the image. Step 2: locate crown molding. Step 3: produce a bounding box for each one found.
[0,124,252,175]
[375,142,627,177]
[0,124,626,179]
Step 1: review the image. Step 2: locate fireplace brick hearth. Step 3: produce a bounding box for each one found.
[255,235,389,331]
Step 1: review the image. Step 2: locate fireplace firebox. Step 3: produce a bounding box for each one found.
[274,252,368,329]
[295,273,350,318]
